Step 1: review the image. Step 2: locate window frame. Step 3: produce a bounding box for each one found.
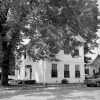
[24,53,26,59]
[51,64,58,78]
[75,65,80,78]
[64,64,70,78]
[64,48,69,54]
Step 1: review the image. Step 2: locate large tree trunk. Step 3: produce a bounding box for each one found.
[1,62,9,86]
[1,41,9,86]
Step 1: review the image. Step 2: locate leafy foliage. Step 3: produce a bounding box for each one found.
[0,0,99,61]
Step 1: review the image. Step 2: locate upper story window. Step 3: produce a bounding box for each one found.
[51,48,58,54]
[51,64,57,78]
[64,64,70,78]
[64,48,69,54]
[75,65,80,78]
[71,49,79,58]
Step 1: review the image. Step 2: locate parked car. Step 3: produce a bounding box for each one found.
[93,73,100,78]
[8,80,23,85]
[84,76,100,87]
[85,74,92,79]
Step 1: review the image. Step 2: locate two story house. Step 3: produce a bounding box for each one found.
[15,35,85,84]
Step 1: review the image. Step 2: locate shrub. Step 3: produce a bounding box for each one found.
[24,80,36,84]
[61,79,69,84]
[16,80,36,84]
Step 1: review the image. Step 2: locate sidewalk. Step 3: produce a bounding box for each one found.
[0,83,86,90]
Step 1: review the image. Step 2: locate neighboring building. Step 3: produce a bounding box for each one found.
[15,36,85,84]
[85,55,100,77]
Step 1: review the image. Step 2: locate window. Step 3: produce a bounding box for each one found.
[24,53,26,59]
[64,64,70,78]
[93,70,95,75]
[75,65,80,78]
[51,64,57,77]
[85,69,89,75]
[99,68,100,73]
[64,48,69,54]
[72,49,79,58]
[51,49,58,54]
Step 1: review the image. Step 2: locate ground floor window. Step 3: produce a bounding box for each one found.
[85,69,89,75]
[51,64,57,78]
[75,65,80,78]
[64,64,70,78]
[93,70,95,75]
[99,68,100,73]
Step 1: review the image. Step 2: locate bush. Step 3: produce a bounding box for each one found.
[16,80,36,84]
[24,80,36,84]
[61,79,69,84]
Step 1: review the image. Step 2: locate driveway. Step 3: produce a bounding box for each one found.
[0,86,100,100]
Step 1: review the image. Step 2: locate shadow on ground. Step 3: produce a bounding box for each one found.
[0,87,100,100]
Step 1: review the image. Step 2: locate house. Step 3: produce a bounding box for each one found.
[15,36,85,84]
[85,55,100,77]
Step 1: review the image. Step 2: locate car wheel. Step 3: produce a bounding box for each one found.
[96,82,100,87]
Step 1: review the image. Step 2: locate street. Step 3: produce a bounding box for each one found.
[0,86,100,100]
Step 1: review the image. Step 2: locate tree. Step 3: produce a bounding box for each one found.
[0,0,99,86]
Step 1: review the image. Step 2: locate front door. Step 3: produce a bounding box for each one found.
[25,65,32,79]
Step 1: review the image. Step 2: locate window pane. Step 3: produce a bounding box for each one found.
[64,71,70,78]
[85,69,89,75]
[75,65,80,78]
[24,53,26,59]
[93,70,95,75]
[51,70,57,77]
[51,64,57,78]
[52,64,57,70]
[75,71,80,78]
[64,48,69,54]
[64,64,69,71]
[75,65,80,71]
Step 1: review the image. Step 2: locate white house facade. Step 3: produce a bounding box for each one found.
[15,36,85,84]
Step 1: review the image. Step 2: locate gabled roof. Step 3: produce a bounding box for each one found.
[73,35,86,43]
[89,55,100,66]
[76,35,86,43]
